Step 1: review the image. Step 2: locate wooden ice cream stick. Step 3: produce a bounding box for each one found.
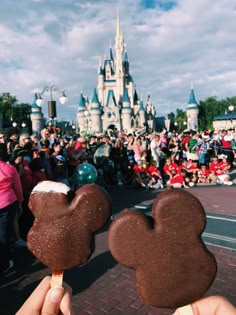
[51,269,64,288]
[177,304,194,315]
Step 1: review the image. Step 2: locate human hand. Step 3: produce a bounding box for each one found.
[173,296,236,315]
[16,276,74,315]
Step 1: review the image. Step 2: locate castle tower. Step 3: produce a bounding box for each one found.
[90,88,102,133]
[77,92,87,133]
[31,93,44,134]
[121,88,132,132]
[186,83,199,131]
[139,98,146,129]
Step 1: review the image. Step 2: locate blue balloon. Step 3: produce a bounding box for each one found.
[73,162,97,187]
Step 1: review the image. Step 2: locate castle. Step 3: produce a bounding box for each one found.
[76,14,156,135]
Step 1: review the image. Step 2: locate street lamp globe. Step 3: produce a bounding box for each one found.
[12,122,17,127]
[228,104,234,112]
[21,122,26,128]
[36,96,44,106]
[59,91,67,105]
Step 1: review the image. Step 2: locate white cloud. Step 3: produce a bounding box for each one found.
[0,0,236,121]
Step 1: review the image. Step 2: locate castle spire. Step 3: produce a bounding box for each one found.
[188,83,197,105]
[116,11,121,38]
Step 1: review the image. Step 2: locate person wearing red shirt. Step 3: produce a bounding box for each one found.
[198,165,210,184]
[133,161,153,189]
[163,158,179,177]
[209,156,233,185]
[147,161,163,189]
[167,169,190,189]
[218,154,231,173]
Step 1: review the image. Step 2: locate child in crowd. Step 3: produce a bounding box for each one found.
[163,157,179,183]
[209,156,233,185]
[187,160,199,186]
[133,160,153,189]
[147,160,164,189]
[167,168,190,189]
[197,164,210,184]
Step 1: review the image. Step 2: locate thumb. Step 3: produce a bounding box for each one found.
[41,286,65,315]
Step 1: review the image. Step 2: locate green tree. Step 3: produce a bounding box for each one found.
[0,92,18,120]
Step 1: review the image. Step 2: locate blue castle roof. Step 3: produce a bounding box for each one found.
[139,99,145,111]
[79,93,86,107]
[123,88,130,103]
[188,88,197,104]
[91,88,99,104]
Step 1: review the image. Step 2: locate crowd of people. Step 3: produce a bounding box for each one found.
[0,125,236,314]
[0,125,236,274]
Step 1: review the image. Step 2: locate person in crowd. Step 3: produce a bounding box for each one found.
[5,126,20,156]
[30,157,47,187]
[150,133,161,167]
[0,130,6,143]
[54,155,70,187]
[180,130,190,159]
[132,136,146,164]
[163,157,179,184]
[125,133,135,162]
[147,160,163,189]
[19,133,31,148]
[221,129,234,165]
[188,131,199,161]
[209,156,233,185]
[168,136,180,163]
[0,143,24,273]
[133,160,153,189]
[187,160,199,186]
[198,132,210,166]
[218,154,231,172]
[167,168,190,189]
[10,148,31,246]
[198,164,210,184]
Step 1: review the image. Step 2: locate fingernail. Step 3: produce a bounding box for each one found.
[50,286,65,303]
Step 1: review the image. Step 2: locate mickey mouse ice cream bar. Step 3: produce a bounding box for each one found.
[27,181,112,270]
[108,188,217,309]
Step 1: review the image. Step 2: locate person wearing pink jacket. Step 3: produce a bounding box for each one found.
[0,143,24,273]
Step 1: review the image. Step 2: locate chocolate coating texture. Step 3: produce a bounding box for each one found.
[28,183,112,270]
[108,188,217,309]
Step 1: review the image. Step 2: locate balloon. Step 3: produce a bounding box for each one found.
[73,162,98,187]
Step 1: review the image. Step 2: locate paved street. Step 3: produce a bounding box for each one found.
[0,185,236,315]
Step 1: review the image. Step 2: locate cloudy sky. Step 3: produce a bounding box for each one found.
[0,0,236,121]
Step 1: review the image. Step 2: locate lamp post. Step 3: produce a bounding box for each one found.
[36,86,67,122]
[228,104,234,128]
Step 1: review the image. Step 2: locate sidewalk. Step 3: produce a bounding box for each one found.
[1,186,236,315]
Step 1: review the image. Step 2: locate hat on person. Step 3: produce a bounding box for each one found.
[202,131,210,139]
[219,154,227,160]
[56,155,66,163]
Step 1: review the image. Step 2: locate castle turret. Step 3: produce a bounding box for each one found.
[77,92,87,132]
[97,57,104,105]
[90,88,102,133]
[31,93,44,134]
[122,88,132,132]
[186,83,199,131]
[139,98,146,128]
